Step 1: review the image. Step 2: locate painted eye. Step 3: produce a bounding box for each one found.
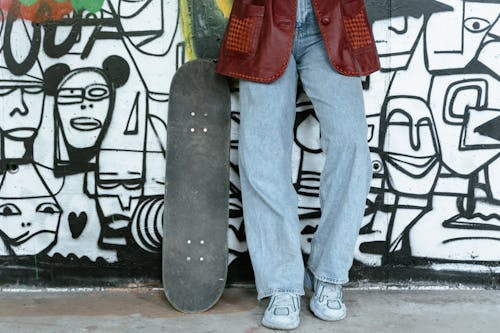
[58,88,83,98]
[86,84,110,101]
[88,87,109,98]
[0,87,17,96]
[57,88,84,105]
[97,181,120,189]
[36,202,61,214]
[464,17,490,33]
[0,203,21,216]
[23,85,44,94]
[123,181,143,190]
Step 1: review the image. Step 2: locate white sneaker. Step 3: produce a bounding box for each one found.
[309,280,347,321]
[261,292,301,330]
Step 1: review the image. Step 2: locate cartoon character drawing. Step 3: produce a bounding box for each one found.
[366,0,452,71]
[0,164,62,255]
[426,0,500,73]
[408,73,500,261]
[380,96,440,195]
[0,61,45,166]
[86,149,144,251]
[44,56,130,175]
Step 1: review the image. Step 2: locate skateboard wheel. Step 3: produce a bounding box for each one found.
[203,128,208,133]
[200,240,205,244]
[200,257,204,261]
[187,257,191,261]
[187,240,191,244]
[191,112,196,116]
[190,128,195,132]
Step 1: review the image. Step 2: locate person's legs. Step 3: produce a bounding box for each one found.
[238,55,305,301]
[296,14,373,286]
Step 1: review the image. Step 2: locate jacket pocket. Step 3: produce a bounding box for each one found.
[223,0,265,56]
[341,0,375,52]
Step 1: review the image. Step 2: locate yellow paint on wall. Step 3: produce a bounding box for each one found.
[179,0,195,60]
[179,0,233,60]
[216,0,233,18]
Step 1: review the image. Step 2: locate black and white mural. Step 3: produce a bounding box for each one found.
[0,0,180,269]
[0,0,499,283]
[356,0,500,270]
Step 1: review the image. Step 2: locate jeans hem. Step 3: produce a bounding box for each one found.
[257,288,305,300]
[307,265,349,286]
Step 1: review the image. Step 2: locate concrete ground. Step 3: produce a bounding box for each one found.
[0,287,499,333]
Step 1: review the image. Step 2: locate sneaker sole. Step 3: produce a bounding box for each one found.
[261,317,300,330]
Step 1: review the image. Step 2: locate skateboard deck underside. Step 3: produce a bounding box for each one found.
[163,60,231,313]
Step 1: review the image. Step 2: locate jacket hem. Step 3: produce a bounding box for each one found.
[215,0,298,83]
[311,0,380,77]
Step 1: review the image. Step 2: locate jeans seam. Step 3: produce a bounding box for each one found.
[258,288,305,300]
[307,265,349,285]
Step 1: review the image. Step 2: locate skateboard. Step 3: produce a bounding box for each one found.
[163,59,231,313]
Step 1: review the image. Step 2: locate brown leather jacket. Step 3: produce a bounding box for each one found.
[216,0,380,82]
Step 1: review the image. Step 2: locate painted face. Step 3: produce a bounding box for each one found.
[429,74,500,176]
[477,12,500,75]
[0,197,61,255]
[426,2,500,71]
[95,150,144,221]
[371,15,425,70]
[0,164,61,255]
[382,97,440,194]
[56,70,112,149]
[0,77,44,140]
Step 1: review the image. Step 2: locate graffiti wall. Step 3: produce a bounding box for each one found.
[0,0,182,278]
[358,0,500,272]
[0,0,499,285]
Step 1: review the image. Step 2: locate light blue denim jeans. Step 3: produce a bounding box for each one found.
[238,0,372,300]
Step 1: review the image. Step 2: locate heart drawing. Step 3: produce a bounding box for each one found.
[68,212,88,239]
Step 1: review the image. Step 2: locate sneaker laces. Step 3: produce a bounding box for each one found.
[273,293,295,306]
[269,293,298,315]
[315,281,343,309]
[321,283,341,299]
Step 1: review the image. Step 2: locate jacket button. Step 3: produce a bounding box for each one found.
[321,17,331,25]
